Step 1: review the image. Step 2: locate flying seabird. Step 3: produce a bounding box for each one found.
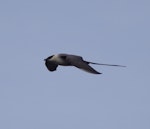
[44,53,125,74]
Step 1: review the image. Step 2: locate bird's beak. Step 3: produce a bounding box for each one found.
[44,59,46,61]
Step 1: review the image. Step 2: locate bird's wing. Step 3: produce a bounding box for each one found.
[45,61,58,71]
[66,56,101,74]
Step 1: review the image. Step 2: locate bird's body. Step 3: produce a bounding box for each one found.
[44,53,125,74]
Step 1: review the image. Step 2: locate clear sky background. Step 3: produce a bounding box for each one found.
[0,0,150,129]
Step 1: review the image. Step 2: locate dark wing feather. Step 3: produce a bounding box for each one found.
[45,61,58,71]
[66,55,101,74]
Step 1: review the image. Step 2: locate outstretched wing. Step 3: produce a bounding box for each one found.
[66,55,101,74]
[45,61,58,71]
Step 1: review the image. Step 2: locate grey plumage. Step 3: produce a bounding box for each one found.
[44,53,125,74]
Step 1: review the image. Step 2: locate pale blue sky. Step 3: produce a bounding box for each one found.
[0,0,150,129]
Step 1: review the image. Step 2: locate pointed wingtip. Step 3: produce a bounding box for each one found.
[94,72,102,74]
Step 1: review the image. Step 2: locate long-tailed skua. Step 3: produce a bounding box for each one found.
[44,53,125,74]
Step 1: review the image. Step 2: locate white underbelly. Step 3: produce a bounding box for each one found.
[51,55,66,65]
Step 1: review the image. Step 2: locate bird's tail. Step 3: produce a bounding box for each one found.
[86,61,126,67]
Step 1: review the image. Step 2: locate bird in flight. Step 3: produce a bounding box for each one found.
[44,53,125,74]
